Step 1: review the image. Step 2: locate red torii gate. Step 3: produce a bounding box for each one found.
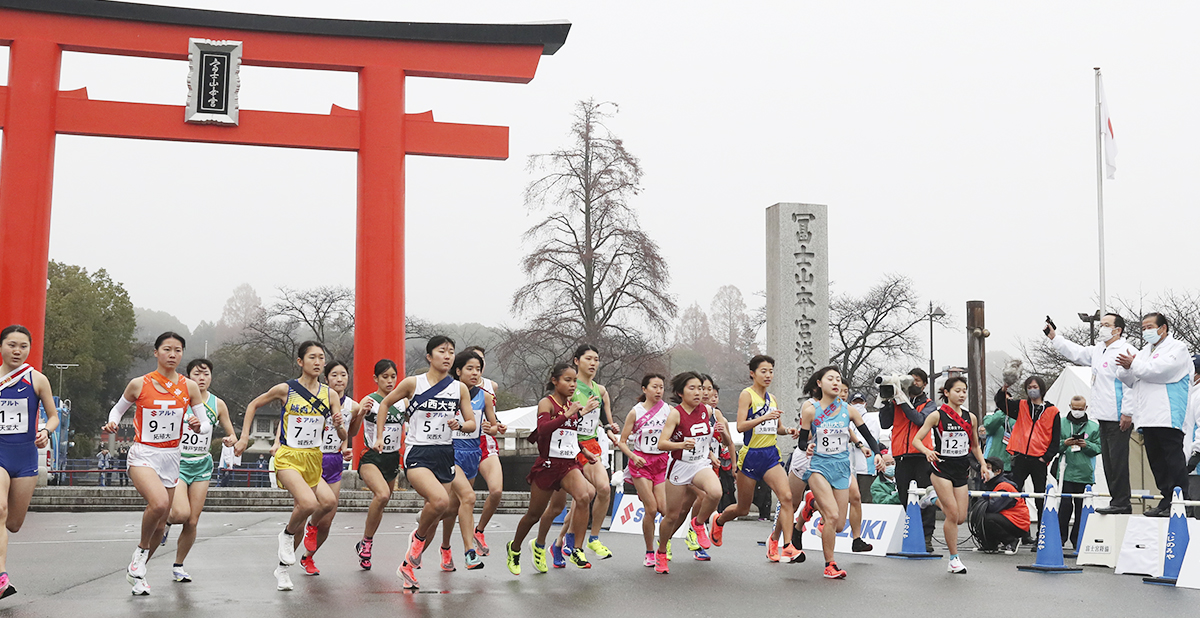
[0,2,568,419]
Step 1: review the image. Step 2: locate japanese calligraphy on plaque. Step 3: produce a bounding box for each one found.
[186,38,242,125]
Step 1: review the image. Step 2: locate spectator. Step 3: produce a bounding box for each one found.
[255,453,268,487]
[1057,395,1101,549]
[982,407,1014,472]
[978,457,1030,554]
[1184,355,1200,518]
[879,367,937,552]
[96,448,110,487]
[117,446,129,486]
[849,392,882,503]
[219,441,242,487]
[996,375,1061,530]
[870,458,900,505]
[1046,314,1138,515]
[1118,312,1194,516]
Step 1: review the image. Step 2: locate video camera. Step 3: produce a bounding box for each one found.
[874,374,914,400]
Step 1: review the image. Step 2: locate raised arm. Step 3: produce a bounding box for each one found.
[234,382,289,455]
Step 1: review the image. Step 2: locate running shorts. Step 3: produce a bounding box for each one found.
[127,442,181,488]
[803,454,852,490]
[575,437,604,468]
[404,444,456,484]
[321,452,344,484]
[360,449,403,484]
[454,442,483,480]
[627,450,668,485]
[527,456,582,492]
[932,456,971,487]
[179,455,214,485]
[274,445,323,488]
[667,458,710,486]
[787,448,811,480]
[0,443,37,479]
[738,445,782,481]
[481,434,500,460]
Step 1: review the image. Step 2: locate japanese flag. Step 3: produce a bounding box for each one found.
[1099,75,1117,179]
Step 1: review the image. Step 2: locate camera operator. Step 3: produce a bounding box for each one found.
[879,368,936,552]
[996,375,1060,532]
[1046,314,1137,514]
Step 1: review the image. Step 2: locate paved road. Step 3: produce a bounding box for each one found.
[0,510,1195,616]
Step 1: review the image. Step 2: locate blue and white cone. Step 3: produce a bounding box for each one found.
[1064,484,1094,559]
[1018,477,1082,573]
[886,481,941,559]
[1144,487,1190,585]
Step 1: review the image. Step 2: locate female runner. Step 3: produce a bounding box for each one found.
[464,346,506,557]
[0,325,60,598]
[616,374,669,566]
[354,359,404,572]
[234,341,343,592]
[299,360,360,575]
[912,376,986,574]
[438,350,495,571]
[681,376,733,561]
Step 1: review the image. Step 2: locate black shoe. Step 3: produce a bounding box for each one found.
[1020,536,1036,546]
[1144,506,1170,518]
[851,537,873,553]
[1096,506,1133,515]
[925,540,935,553]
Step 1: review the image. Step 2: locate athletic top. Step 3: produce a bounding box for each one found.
[134,372,193,448]
[630,400,668,454]
[0,364,38,446]
[572,378,604,440]
[453,387,486,444]
[405,374,462,447]
[536,395,581,460]
[810,399,851,463]
[362,392,405,453]
[481,378,496,396]
[934,405,972,460]
[320,394,354,454]
[671,403,712,464]
[277,380,331,451]
[181,393,219,459]
[741,388,779,449]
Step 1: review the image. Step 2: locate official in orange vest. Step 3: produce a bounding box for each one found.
[994,375,1060,526]
[879,368,936,552]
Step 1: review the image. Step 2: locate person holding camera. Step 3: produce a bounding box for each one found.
[1057,396,1100,548]
[878,368,936,552]
[1046,314,1138,514]
[995,376,1060,526]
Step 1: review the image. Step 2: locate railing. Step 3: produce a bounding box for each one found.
[47,466,275,487]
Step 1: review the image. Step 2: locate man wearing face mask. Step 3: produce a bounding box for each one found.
[1057,396,1101,548]
[1046,313,1138,514]
[1116,313,1195,517]
[879,368,936,551]
[996,376,1061,528]
[1183,355,1200,519]
[849,392,888,503]
[870,459,901,505]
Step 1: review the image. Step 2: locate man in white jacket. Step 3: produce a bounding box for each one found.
[1046,314,1138,514]
[1116,313,1195,517]
[1182,356,1200,518]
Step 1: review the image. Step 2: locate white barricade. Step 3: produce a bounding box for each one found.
[607,491,686,539]
[1115,516,1167,578]
[1173,520,1200,589]
[1076,514,1129,568]
[798,503,905,557]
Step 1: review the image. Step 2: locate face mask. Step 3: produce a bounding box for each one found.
[1027,388,1041,400]
[907,384,923,398]
[1069,409,1087,420]
[1098,326,1114,341]
[1144,328,1162,345]
[884,465,895,478]
[852,403,867,413]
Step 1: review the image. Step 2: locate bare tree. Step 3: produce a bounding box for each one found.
[676,302,712,349]
[1016,324,1091,386]
[500,99,677,406]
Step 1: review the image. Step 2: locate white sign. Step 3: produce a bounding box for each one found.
[607,492,686,539]
[1077,513,1131,568]
[797,503,904,556]
[186,38,242,126]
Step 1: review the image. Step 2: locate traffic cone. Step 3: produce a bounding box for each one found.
[886,481,941,559]
[1064,484,1094,559]
[1144,487,1190,585]
[1018,478,1082,573]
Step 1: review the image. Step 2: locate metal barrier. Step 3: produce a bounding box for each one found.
[48,467,274,487]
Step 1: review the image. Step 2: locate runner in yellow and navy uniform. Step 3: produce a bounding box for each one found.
[234,341,344,593]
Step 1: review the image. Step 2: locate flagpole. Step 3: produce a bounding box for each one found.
[1094,67,1106,313]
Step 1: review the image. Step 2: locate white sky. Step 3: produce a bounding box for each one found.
[5,1,1197,368]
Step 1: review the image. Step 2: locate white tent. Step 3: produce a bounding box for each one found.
[1047,366,1093,408]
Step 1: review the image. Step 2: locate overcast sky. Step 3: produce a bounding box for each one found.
[5,1,1197,369]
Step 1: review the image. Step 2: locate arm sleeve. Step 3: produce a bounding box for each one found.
[537,412,570,434]
[856,422,882,454]
[995,388,1020,419]
[796,427,810,450]
[879,403,895,429]
[191,404,212,434]
[108,397,134,425]
[1043,411,1061,459]
[1051,336,1093,366]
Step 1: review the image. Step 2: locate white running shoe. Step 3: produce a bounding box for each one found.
[172,565,191,582]
[278,529,297,566]
[274,565,294,591]
[948,556,967,574]
[130,577,150,596]
[127,547,148,584]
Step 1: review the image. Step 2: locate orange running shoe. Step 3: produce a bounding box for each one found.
[823,562,847,579]
[303,524,318,553]
[398,561,419,589]
[690,516,711,549]
[781,544,806,564]
[406,531,426,569]
[766,536,780,562]
[709,512,724,547]
[799,490,816,523]
[654,551,669,574]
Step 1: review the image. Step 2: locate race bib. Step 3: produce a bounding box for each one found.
[180,426,210,455]
[0,399,28,434]
[380,424,402,453]
[816,426,848,455]
[681,436,710,463]
[754,415,778,435]
[638,430,662,453]
[577,410,599,436]
[941,430,969,457]
[141,404,184,444]
[287,415,323,449]
[414,412,449,443]
[549,428,580,459]
[451,413,477,440]
[320,416,342,454]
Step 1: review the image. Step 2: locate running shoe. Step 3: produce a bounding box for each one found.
[530,540,548,573]
[767,535,780,562]
[692,516,712,549]
[568,548,592,569]
[684,527,701,551]
[473,528,490,556]
[172,565,192,582]
[505,541,521,576]
[781,544,805,564]
[666,540,672,562]
[440,546,456,572]
[278,529,297,566]
[160,524,171,547]
[799,490,816,523]
[465,549,484,570]
[398,561,419,589]
[131,577,150,596]
[550,541,566,569]
[708,513,723,547]
[643,551,655,567]
[822,562,847,579]
[127,547,148,584]
[586,537,613,559]
[654,551,669,574]
[303,523,318,553]
[562,532,576,556]
[0,573,8,598]
[405,530,426,569]
[356,538,373,570]
[693,548,711,561]
[852,537,873,553]
[274,565,293,591]
[300,555,320,576]
[948,556,967,574]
